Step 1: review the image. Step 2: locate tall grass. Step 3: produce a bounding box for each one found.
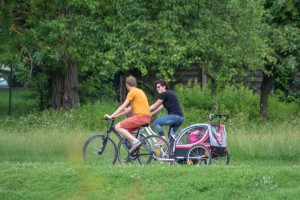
[0,101,120,163]
[1,84,299,163]
[228,120,300,162]
[0,100,119,132]
[1,101,299,163]
[1,87,300,199]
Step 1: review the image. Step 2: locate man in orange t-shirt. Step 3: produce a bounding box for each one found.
[104,75,151,153]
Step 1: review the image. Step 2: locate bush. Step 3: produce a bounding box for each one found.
[217,85,260,119]
[268,95,300,121]
[175,82,299,122]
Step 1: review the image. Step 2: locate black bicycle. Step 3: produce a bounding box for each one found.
[83,117,170,165]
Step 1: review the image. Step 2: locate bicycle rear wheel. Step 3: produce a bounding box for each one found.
[137,135,171,165]
[83,134,117,165]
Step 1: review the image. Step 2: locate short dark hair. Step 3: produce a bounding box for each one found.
[154,80,169,90]
[126,75,137,87]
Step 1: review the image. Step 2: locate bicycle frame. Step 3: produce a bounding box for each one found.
[140,123,180,142]
[104,118,151,158]
[84,118,176,165]
[137,124,183,162]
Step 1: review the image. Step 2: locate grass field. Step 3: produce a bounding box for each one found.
[1,161,299,200]
[1,92,300,199]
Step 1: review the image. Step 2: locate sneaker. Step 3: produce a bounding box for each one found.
[129,140,142,154]
[155,140,166,146]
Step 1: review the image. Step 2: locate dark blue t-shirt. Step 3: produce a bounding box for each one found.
[159,90,184,116]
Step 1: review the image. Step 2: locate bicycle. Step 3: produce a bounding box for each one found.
[83,117,171,165]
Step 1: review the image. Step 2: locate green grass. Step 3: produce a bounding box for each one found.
[1,88,300,199]
[1,161,299,200]
[1,115,300,199]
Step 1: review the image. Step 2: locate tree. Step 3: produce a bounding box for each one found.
[0,0,28,67]
[260,0,300,119]
[105,0,266,111]
[173,0,266,111]
[1,0,191,108]
[1,0,81,109]
[3,0,296,117]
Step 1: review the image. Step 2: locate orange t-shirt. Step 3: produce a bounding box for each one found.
[126,88,150,116]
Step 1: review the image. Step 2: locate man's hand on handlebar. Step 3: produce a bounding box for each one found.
[104,114,113,119]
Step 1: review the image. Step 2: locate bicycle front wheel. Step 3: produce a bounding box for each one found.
[83,134,117,165]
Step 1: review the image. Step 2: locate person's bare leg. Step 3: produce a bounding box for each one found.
[115,123,138,143]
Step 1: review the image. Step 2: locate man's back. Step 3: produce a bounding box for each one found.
[126,87,150,116]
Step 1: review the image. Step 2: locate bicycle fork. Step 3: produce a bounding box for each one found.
[98,136,108,155]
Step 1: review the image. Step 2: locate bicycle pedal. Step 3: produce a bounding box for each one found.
[122,159,130,164]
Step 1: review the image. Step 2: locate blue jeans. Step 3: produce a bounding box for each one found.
[153,114,184,138]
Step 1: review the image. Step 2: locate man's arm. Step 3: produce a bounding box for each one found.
[114,106,132,118]
[104,100,130,119]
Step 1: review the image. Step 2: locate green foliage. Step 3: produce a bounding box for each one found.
[0,88,39,116]
[176,81,299,122]
[268,94,300,121]
[262,0,300,102]
[176,80,213,125]
[0,0,269,106]
[1,0,299,114]
[177,79,213,111]
[187,0,265,92]
[217,85,260,119]
[275,89,300,103]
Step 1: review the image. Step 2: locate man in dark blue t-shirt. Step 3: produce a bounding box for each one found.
[150,80,184,145]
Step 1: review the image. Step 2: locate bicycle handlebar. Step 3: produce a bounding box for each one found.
[103,117,116,129]
[104,116,115,121]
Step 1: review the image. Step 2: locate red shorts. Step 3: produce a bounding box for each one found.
[120,115,151,133]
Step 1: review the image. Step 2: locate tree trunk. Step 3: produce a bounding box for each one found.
[206,71,218,113]
[260,66,274,120]
[51,55,80,109]
[210,78,218,113]
[119,74,126,103]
